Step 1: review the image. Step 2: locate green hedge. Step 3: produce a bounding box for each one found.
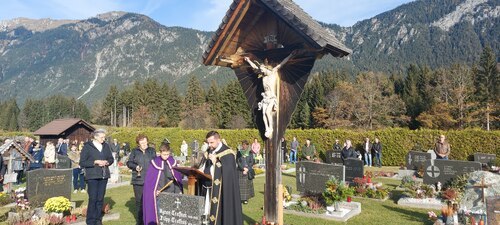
[105,127,499,166]
[2,128,497,166]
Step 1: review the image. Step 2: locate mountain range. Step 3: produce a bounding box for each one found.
[0,0,498,104]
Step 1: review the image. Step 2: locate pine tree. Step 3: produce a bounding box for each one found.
[103,85,120,126]
[184,76,205,111]
[206,80,223,127]
[473,46,499,130]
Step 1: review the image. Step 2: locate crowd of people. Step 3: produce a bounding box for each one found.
[0,131,452,225]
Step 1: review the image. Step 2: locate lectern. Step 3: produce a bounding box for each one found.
[174,166,212,195]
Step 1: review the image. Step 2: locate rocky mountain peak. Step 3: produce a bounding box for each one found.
[431,0,498,31]
[95,11,128,22]
[0,17,77,32]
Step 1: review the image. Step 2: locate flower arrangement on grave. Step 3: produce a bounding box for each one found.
[322,177,354,205]
[427,211,438,222]
[401,179,436,199]
[14,187,30,212]
[283,186,292,202]
[288,194,326,214]
[440,188,458,202]
[43,197,71,214]
[0,192,13,206]
[351,176,388,199]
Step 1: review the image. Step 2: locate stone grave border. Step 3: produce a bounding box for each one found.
[284,202,361,222]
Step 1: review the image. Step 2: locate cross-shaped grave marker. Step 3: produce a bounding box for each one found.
[298,165,306,184]
[174,198,181,209]
[473,177,492,203]
[426,165,440,178]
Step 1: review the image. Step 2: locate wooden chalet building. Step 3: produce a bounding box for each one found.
[33,118,95,146]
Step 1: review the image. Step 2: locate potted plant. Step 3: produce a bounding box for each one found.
[44,196,72,217]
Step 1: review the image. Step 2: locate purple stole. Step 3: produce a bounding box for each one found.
[143,156,183,225]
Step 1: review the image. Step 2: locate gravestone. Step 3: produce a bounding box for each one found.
[486,196,500,225]
[157,192,205,225]
[26,169,72,207]
[406,151,431,170]
[324,150,343,165]
[174,156,187,162]
[296,161,344,194]
[56,155,71,169]
[473,153,496,165]
[423,159,481,185]
[344,159,364,183]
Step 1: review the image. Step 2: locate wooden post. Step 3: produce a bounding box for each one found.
[263,73,283,224]
[187,174,197,195]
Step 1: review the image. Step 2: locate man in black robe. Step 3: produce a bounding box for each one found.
[200,131,243,225]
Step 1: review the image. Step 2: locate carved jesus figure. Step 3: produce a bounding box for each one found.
[244,51,296,138]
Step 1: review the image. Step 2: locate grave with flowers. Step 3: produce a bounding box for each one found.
[350,171,390,201]
[284,176,361,222]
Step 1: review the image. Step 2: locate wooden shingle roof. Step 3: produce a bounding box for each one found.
[0,140,35,162]
[33,118,94,136]
[203,0,351,65]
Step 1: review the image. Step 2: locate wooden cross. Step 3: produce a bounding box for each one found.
[473,177,491,203]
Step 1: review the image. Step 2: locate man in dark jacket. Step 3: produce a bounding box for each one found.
[29,142,44,170]
[341,140,358,163]
[372,138,383,167]
[79,129,114,225]
[126,134,156,225]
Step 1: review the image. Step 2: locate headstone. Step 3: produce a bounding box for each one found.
[473,153,496,165]
[157,192,205,225]
[406,151,431,170]
[324,150,343,165]
[460,171,500,210]
[174,156,187,163]
[486,196,500,225]
[423,159,481,185]
[296,161,344,194]
[426,150,436,160]
[26,169,72,207]
[56,155,71,169]
[344,159,364,183]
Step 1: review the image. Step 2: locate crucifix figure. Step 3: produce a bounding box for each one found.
[244,50,296,138]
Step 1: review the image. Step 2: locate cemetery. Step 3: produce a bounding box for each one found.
[0,0,498,224]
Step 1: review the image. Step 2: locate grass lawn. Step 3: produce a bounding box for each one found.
[1,166,438,225]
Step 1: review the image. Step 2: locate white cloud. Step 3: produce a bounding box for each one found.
[141,0,168,15]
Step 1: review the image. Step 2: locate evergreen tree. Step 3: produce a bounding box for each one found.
[103,85,120,126]
[473,46,499,130]
[206,80,223,127]
[297,102,310,129]
[220,80,251,128]
[402,64,436,129]
[184,76,205,111]
[0,99,20,131]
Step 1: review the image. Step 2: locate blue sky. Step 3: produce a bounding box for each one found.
[0,0,414,31]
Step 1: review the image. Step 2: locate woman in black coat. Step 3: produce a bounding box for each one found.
[79,129,114,225]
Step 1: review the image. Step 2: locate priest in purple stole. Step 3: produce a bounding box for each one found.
[143,143,183,225]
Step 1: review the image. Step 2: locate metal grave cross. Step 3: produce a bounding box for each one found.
[174,198,181,209]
